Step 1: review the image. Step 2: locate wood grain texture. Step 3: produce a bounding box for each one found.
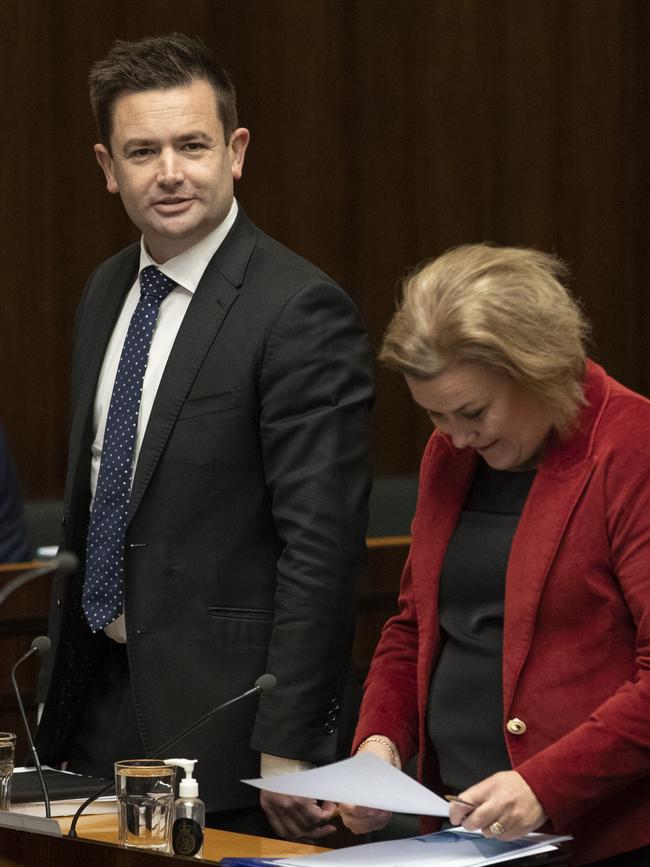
[1,0,648,493]
[0,819,327,866]
[56,813,328,859]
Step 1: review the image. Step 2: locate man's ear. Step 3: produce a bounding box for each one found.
[229,128,250,181]
[94,143,119,194]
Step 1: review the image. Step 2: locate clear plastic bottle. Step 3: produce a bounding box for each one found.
[164,758,205,858]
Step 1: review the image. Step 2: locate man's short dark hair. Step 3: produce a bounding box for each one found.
[89,33,238,149]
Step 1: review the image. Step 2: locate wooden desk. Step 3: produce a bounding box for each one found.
[57,813,328,862]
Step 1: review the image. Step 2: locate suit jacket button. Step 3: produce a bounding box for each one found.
[323,722,336,735]
[506,718,527,735]
[329,699,341,710]
[327,710,338,722]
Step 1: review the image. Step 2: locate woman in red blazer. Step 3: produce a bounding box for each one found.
[341,245,650,865]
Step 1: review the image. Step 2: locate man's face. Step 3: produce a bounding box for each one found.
[94,79,249,263]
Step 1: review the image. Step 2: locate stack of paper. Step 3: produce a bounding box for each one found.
[272,830,570,866]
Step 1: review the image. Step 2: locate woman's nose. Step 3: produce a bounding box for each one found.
[449,422,479,450]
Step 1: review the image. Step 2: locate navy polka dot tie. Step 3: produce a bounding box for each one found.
[82,266,176,632]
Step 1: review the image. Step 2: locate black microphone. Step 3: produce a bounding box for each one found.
[0,551,78,608]
[68,673,277,837]
[11,635,53,818]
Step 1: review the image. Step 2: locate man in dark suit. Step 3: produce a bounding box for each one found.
[37,34,373,840]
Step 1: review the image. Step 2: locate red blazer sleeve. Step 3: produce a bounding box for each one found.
[352,551,421,767]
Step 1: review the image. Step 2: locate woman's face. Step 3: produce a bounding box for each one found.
[406,363,554,471]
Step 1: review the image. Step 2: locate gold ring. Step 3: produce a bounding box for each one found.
[489,821,506,836]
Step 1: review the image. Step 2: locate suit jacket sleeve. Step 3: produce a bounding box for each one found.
[249,278,373,761]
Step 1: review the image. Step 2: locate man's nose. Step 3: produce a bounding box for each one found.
[156,150,184,186]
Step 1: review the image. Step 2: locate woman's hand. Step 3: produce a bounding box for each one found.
[339,735,400,835]
[448,771,547,841]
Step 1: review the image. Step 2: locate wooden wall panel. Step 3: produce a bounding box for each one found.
[1,3,59,498]
[1,0,649,495]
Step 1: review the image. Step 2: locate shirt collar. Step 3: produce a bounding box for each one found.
[138,198,239,294]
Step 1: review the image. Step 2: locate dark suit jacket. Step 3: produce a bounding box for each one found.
[354,362,650,864]
[37,208,373,811]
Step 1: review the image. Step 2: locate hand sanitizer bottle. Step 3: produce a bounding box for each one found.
[164,759,205,857]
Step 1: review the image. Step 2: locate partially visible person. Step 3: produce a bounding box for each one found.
[0,423,30,563]
[339,245,650,865]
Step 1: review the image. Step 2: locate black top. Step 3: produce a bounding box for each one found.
[427,460,535,794]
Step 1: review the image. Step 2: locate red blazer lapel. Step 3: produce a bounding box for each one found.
[411,434,476,680]
[502,460,596,710]
[502,361,611,710]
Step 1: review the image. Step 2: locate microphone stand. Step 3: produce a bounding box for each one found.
[153,678,274,757]
[67,674,277,838]
[11,637,53,818]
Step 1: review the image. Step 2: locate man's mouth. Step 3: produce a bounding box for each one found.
[152,197,194,213]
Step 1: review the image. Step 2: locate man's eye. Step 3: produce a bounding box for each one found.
[129,148,153,159]
[183,142,205,151]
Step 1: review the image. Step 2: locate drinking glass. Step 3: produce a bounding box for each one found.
[115,759,174,850]
[0,733,16,811]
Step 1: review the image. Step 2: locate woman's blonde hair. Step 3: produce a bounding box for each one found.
[380,244,590,435]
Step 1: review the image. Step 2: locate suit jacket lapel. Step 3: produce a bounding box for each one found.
[502,361,610,709]
[127,210,257,521]
[65,247,139,530]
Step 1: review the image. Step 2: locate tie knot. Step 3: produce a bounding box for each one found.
[139,266,176,302]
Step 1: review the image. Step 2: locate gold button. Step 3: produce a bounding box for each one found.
[506,718,527,735]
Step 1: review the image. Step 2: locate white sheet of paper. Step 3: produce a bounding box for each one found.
[243,752,450,816]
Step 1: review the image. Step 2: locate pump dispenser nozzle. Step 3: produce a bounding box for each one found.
[165,758,199,797]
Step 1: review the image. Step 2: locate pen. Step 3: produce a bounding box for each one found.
[444,794,477,808]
